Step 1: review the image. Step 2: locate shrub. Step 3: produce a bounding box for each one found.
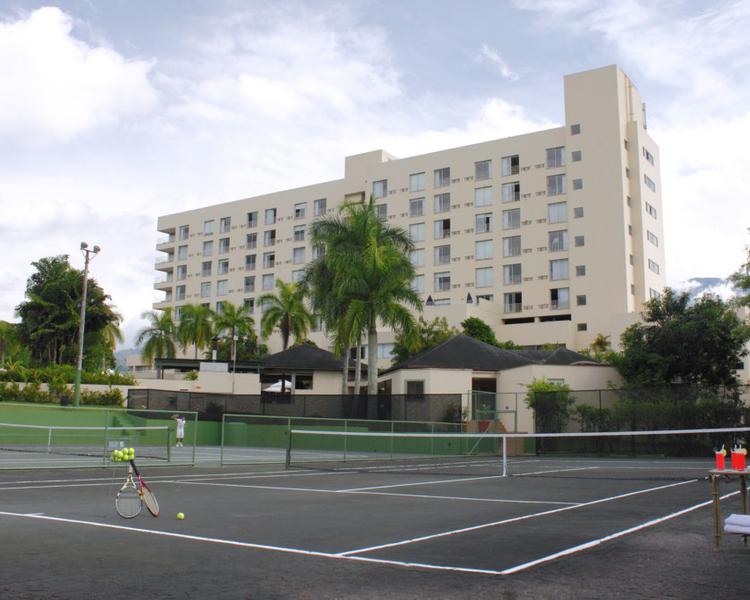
[525,378,573,433]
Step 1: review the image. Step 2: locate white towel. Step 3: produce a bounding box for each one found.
[724,513,750,527]
[724,523,750,535]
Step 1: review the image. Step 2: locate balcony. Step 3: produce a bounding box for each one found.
[504,303,522,314]
[156,234,176,247]
[155,255,174,269]
[551,300,570,310]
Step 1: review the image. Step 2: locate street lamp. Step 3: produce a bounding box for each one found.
[73,242,100,407]
[231,334,239,394]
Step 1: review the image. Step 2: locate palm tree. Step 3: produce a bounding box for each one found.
[99,316,124,371]
[310,197,421,395]
[259,279,315,350]
[135,309,177,374]
[212,302,256,366]
[177,303,214,359]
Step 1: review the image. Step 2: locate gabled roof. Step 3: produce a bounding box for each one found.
[262,343,344,372]
[382,335,602,374]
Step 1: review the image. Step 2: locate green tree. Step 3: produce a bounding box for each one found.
[135,309,177,369]
[392,316,457,363]
[730,231,750,306]
[525,378,573,433]
[615,288,750,389]
[177,303,215,359]
[259,279,315,350]
[0,321,29,367]
[212,302,257,367]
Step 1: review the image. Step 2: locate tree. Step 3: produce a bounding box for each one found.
[135,309,177,369]
[615,288,750,389]
[177,304,214,359]
[459,317,519,350]
[311,197,421,395]
[259,279,315,350]
[730,230,750,306]
[525,378,573,434]
[0,321,29,367]
[212,302,257,367]
[392,316,457,363]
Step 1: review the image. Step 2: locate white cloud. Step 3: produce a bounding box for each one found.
[476,44,519,81]
[0,6,158,142]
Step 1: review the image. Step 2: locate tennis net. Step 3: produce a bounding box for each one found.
[286,426,750,480]
[0,421,171,465]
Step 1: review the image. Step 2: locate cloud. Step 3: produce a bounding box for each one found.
[0,6,158,142]
[475,44,519,81]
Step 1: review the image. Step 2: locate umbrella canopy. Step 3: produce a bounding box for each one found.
[264,379,292,392]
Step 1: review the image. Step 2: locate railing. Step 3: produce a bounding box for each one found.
[550,300,570,310]
[154,275,174,284]
[155,256,174,267]
[156,235,175,245]
[504,303,522,313]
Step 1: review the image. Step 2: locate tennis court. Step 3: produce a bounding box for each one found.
[2,444,749,598]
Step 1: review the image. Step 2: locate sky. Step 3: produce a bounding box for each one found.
[1,0,749,347]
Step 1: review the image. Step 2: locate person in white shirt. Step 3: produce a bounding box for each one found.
[173,415,186,447]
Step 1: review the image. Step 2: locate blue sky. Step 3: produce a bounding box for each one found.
[1,1,749,345]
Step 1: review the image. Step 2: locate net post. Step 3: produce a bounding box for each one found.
[166,425,172,463]
[47,426,52,453]
[191,412,197,466]
[390,420,395,460]
[501,435,508,477]
[430,423,434,456]
[343,420,348,463]
[284,425,293,470]
[220,413,226,466]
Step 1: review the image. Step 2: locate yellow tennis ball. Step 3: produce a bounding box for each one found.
[176,512,185,520]
[113,450,122,459]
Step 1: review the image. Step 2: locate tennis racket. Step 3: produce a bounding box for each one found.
[130,459,160,517]
[115,469,142,519]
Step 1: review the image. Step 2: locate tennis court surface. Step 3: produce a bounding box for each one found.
[2,452,749,599]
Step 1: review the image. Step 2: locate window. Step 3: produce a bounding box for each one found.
[550,287,569,310]
[577,323,587,332]
[645,202,658,218]
[628,225,633,236]
[217,280,228,296]
[548,202,567,224]
[576,265,586,276]
[178,225,189,240]
[570,123,581,135]
[377,343,395,359]
[434,271,451,292]
[262,274,274,290]
[503,263,521,285]
[373,179,388,199]
[177,245,188,261]
[476,212,493,234]
[434,218,451,240]
[625,167,631,179]
[313,198,327,217]
[434,193,450,213]
[294,202,307,220]
[550,258,569,281]
[501,155,519,176]
[434,245,451,265]
[409,223,425,242]
[434,167,450,188]
[624,139,629,151]
[504,291,522,313]
[627,196,632,206]
[218,238,230,254]
[502,208,520,230]
[201,261,212,277]
[546,147,565,168]
[576,294,587,306]
[573,207,584,219]
[648,259,660,274]
[203,220,214,235]
[644,174,656,192]
[220,217,231,233]
[246,233,257,249]
[218,259,229,275]
[412,274,425,293]
[202,240,213,256]
[293,225,305,242]
[474,186,492,207]
[263,230,276,246]
[501,182,520,203]
[409,172,426,193]
[410,197,424,217]
[292,270,304,283]
[650,288,660,299]
[503,236,521,257]
[571,150,582,162]
[264,208,276,225]
[475,267,493,288]
[548,230,568,252]
[293,247,305,264]
[247,211,258,228]
[200,282,211,298]
[245,254,256,271]
[244,297,255,313]
[410,248,425,268]
[375,203,387,221]
[475,239,493,260]
[547,174,566,196]
[312,244,324,259]
[406,380,425,398]
[244,276,255,293]
[643,147,655,165]
[176,265,187,280]
[214,301,225,315]
[433,298,451,306]
[572,178,583,190]
[175,285,186,301]
[574,235,585,247]
[647,230,659,247]
[263,252,275,269]
[475,160,491,180]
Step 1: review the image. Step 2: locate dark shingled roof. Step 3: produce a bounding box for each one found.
[262,343,344,371]
[383,335,602,374]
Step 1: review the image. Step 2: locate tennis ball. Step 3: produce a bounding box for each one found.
[113,450,122,460]
[176,512,185,520]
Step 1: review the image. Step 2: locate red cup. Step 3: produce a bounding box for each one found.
[715,452,726,469]
[737,453,746,470]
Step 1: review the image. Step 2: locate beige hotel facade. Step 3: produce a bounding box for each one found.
[153,65,666,365]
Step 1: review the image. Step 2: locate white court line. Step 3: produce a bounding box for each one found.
[0,511,505,577]
[514,466,599,477]
[340,474,503,492]
[337,479,698,556]
[176,480,580,506]
[500,489,742,575]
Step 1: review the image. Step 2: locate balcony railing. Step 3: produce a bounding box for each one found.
[155,255,174,267]
[551,300,570,310]
[504,303,522,314]
[156,234,176,245]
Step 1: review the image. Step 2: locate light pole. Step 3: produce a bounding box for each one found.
[73,242,100,407]
[231,334,238,394]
